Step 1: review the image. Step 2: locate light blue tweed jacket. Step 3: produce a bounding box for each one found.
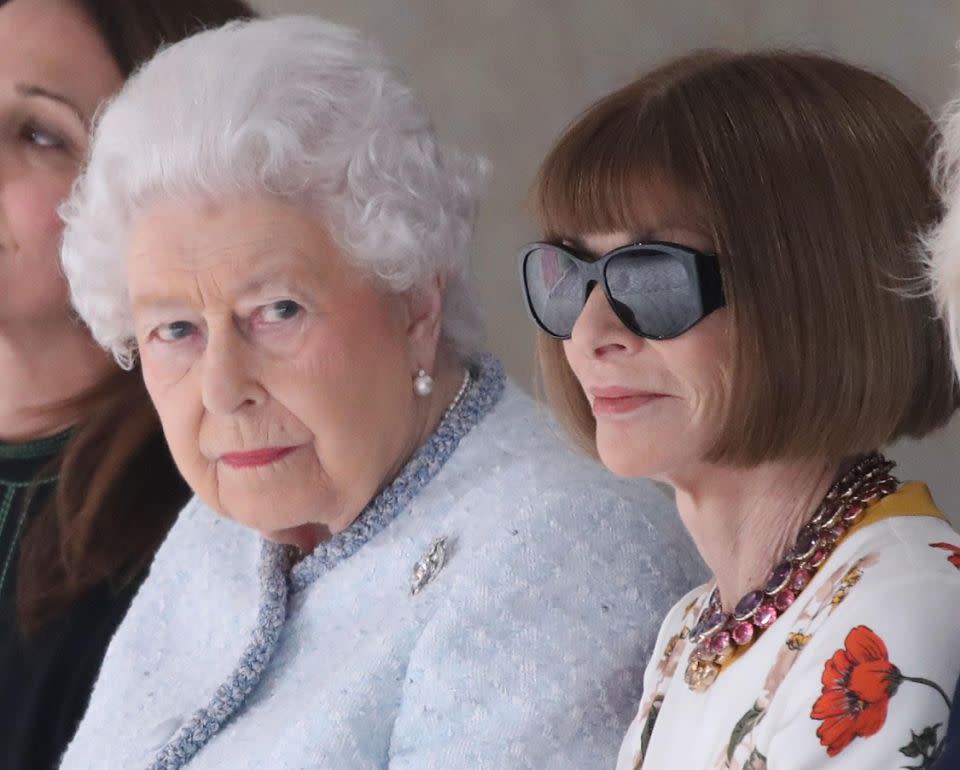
[60,356,706,770]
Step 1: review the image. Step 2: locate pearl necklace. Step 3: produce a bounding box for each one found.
[284,367,473,566]
[683,452,898,692]
[441,367,472,422]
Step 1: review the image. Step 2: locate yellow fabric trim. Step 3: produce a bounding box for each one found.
[843,481,944,541]
[717,481,944,675]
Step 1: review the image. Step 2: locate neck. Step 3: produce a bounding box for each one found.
[667,456,839,610]
[0,320,113,443]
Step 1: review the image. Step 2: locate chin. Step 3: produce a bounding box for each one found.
[594,427,668,479]
[597,449,658,478]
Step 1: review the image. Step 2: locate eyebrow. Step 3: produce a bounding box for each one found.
[14,82,86,124]
[130,272,317,314]
[236,274,313,299]
[129,294,193,316]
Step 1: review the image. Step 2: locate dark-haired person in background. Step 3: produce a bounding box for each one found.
[0,2,255,768]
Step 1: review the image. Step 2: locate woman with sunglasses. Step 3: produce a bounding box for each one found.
[521,50,960,769]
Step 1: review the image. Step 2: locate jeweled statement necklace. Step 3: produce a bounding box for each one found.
[683,452,898,692]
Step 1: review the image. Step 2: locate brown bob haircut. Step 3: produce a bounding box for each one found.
[534,50,959,465]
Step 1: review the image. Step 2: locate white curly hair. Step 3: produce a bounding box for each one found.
[60,16,488,369]
[927,92,960,375]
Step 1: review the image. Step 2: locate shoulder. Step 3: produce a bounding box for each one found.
[758,511,960,766]
[141,494,260,586]
[792,484,960,639]
[439,377,706,614]
[96,493,261,655]
[466,378,699,549]
[60,495,263,769]
[802,508,960,666]
[388,388,706,766]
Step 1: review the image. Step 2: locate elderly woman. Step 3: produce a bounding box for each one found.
[520,51,960,768]
[55,16,705,770]
[924,89,960,770]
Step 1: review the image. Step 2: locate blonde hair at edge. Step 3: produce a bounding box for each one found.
[927,95,960,376]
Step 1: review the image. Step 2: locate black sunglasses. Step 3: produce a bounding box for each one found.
[518,240,725,340]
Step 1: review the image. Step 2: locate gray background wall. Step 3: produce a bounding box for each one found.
[252,0,960,525]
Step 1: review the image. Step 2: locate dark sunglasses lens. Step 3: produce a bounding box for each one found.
[523,246,584,337]
[605,251,703,338]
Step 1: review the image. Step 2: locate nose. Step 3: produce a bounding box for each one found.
[200,325,266,415]
[567,282,641,359]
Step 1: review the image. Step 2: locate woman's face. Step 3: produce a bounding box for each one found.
[0,0,123,328]
[561,198,733,484]
[127,196,437,550]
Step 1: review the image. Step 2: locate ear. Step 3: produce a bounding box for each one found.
[403,273,446,374]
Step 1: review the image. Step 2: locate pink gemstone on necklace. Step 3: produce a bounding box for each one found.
[709,630,732,655]
[809,548,828,568]
[754,604,778,629]
[790,568,812,591]
[773,589,796,612]
[731,621,755,645]
[842,502,865,524]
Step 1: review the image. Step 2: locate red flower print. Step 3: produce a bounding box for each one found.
[930,542,960,570]
[810,626,902,756]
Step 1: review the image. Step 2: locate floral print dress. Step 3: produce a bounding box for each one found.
[618,483,960,770]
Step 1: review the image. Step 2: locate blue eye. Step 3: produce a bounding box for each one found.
[261,300,302,323]
[155,321,196,342]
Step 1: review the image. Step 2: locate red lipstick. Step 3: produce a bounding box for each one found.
[220,446,297,469]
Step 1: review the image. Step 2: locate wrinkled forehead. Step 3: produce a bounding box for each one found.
[125,196,359,308]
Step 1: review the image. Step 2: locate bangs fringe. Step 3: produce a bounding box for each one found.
[533,55,725,242]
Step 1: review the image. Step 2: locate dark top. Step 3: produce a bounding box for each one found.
[933,675,960,768]
[0,432,174,770]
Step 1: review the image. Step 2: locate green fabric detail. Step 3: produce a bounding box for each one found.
[0,474,58,488]
[0,487,15,552]
[0,483,42,596]
[0,431,64,597]
[0,429,70,461]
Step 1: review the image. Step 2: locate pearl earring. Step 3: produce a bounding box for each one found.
[414,368,434,397]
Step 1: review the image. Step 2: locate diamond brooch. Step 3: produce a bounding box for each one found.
[410,536,449,595]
